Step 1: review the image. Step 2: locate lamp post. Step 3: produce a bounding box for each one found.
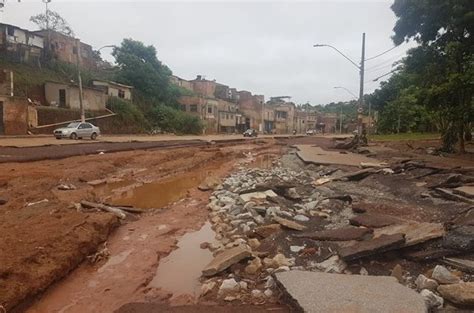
[314,33,366,135]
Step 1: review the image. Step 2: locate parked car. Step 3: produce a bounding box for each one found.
[243,129,258,137]
[306,129,315,136]
[54,122,101,140]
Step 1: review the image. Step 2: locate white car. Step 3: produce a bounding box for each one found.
[306,129,316,135]
[54,122,101,140]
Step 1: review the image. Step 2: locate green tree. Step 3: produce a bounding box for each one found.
[30,10,74,36]
[391,0,474,152]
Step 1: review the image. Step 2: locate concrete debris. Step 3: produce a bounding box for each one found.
[273,216,306,231]
[293,214,309,222]
[254,224,282,238]
[218,278,240,295]
[240,190,278,202]
[443,257,474,274]
[415,274,439,291]
[338,233,406,261]
[274,271,427,313]
[295,226,372,241]
[311,255,347,274]
[349,213,401,228]
[57,183,76,190]
[373,222,445,247]
[420,289,444,309]
[437,282,474,307]
[26,198,49,207]
[202,246,252,277]
[200,281,216,297]
[431,265,460,285]
[453,186,474,199]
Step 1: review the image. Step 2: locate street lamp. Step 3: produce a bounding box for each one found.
[333,86,358,100]
[314,33,366,136]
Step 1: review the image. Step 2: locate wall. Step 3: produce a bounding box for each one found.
[170,76,193,92]
[92,81,133,100]
[0,96,28,135]
[218,111,236,127]
[0,24,44,63]
[45,82,106,111]
[191,79,216,97]
[238,97,263,130]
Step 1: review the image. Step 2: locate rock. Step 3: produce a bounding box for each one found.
[295,227,372,241]
[264,289,273,297]
[87,179,107,186]
[431,265,460,284]
[200,281,216,296]
[273,253,293,267]
[415,274,439,291]
[293,214,310,222]
[0,197,7,205]
[245,257,262,275]
[248,238,261,250]
[200,242,210,249]
[254,224,282,238]
[251,289,263,298]
[275,271,427,313]
[57,183,76,190]
[275,266,290,273]
[420,289,444,309]
[438,282,474,307]
[265,276,276,289]
[313,255,347,274]
[443,257,474,274]
[285,187,301,200]
[273,216,306,231]
[202,246,252,276]
[374,222,445,247]
[404,248,460,262]
[263,257,278,269]
[240,190,278,202]
[391,264,403,283]
[359,267,368,275]
[351,203,367,213]
[443,226,474,251]
[218,278,240,295]
[349,213,401,228]
[290,245,305,253]
[338,233,406,261]
[239,281,248,290]
[454,186,474,199]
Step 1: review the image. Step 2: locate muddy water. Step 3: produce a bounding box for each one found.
[249,154,277,169]
[148,222,215,297]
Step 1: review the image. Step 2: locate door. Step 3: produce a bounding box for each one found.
[0,102,4,135]
[59,89,66,107]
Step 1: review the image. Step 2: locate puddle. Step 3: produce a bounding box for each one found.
[249,154,277,169]
[106,164,222,209]
[148,222,215,297]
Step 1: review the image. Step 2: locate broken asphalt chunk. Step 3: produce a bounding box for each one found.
[273,216,306,231]
[349,213,401,228]
[295,226,372,241]
[202,245,252,277]
[373,222,445,247]
[338,233,405,261]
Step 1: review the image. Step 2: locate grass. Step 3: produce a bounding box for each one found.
[369,132,441,141]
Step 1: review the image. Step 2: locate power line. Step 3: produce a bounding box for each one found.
[370,69,400,82]
[364,44,401,61]
[364,51,406,71]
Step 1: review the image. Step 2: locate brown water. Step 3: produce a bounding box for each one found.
[148,222,215,297]
[249,154,277,169]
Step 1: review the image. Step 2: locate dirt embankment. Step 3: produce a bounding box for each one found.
[0,140,279,311]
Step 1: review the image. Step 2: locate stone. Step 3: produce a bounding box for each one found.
[338,233,406,261]
[313,255,347,274]
[443,257,474,274]
[404,248,460,262]
[359,267,368,275]
[454,186,474,199]
[294,214,309,222]
[274,271,427,313]
[254,224,282,238]
[200,281,216,296]
[431,265,460,284]
[351,203,367,213]
[296,227,373,241]
[349,213,401,228]
[263,257,278,269]
[251,289,263,298]
[285,187,301,200]
[374,222,445,247]
[273,216,306,231]
[57,183,76,190]
[87,179,107,186]
[218,278,240,295]
[248,238,261,250]
[264,289,273,297]
[290,245,305,253]
[202,246,252,276]
[200,242,210,249]
[415,274,439,291]
[420,289,444,309]
[443,226,474,251]
[391,264,403,283]
[240,190,278,202]
[245,257,262,275]
[273,253,293,267]
[239,281,248,290]
[438,282,474,307]
[265,276,276,289]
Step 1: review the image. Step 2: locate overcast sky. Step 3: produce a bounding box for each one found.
[1,0,416,104]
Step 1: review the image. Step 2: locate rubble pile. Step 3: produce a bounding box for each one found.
[198,156,474,310]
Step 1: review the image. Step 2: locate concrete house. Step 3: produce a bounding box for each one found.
[0,23,44,63]
[92,80,133,101]
[45,81,107,111]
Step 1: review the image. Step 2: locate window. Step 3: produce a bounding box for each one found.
[118,89,125,99]
[277,111,287,119]
[7,26,14,36]
[208,106,212,114]
[180,104,186,111]
[226,114,229,120]
[190,104,198,112]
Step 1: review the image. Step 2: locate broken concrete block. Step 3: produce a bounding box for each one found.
[273,216,306,231]
[415,274,439,291]
[420,289,444,309]
[438,282,474,307]
[312,255,347,274]
[349,213,401,228]
[295,227,372,241]
[218,278,240,295]
[431,265,460,284]
[202,245,252,276]
[443,226,474,251]
[374,222,445,247]
[274,271,427,313]
[240,190,278,202]
[338,233,406,261]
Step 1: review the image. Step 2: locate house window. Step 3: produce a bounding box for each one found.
[180,104,186,111]
[7,26,14,36]
[277,111,287,119]
[226,114,229,120]
[190,104,198,112]
[118,89,125,99]
[208,106,212,114]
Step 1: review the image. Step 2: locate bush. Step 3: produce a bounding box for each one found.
[148,104,202,135]
[107,97,150,133]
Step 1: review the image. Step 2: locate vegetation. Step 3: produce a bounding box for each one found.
[30,10,74,36]
[369,132,440,142]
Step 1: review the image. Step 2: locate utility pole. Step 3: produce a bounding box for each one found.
[76,38,85,122]
[340,104,343,134]
[358,32,365,135]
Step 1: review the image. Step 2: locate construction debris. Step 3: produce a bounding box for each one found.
[202,246,252,277]
[337,233,406,261]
